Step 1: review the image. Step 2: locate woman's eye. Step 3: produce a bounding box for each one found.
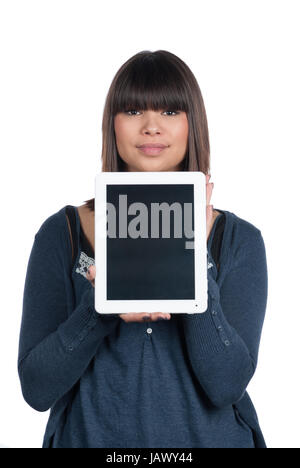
[163,110,180,116]
[125,110,140,116]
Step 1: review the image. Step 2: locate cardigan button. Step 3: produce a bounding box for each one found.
[224,340,230,346]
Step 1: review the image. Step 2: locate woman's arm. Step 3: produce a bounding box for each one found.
[182,230,268,408]
[17,223,119,412]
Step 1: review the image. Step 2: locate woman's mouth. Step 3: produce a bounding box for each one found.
[137,146,168,156]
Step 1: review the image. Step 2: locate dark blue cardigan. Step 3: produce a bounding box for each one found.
[18,206,268,448]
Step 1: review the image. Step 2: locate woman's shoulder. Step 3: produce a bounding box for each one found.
[214,208,265,254]
[217,208,262,233]
[230,210,263,239]
[33,205,71,245]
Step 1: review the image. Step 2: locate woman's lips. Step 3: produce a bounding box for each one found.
[137,146,167,155]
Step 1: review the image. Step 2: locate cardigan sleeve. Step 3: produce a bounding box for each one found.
[182,230,268,409]
[17,221,120,412]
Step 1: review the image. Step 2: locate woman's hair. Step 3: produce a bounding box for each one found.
[84,49,210,212]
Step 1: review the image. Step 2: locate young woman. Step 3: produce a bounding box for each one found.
[18,50,268,448]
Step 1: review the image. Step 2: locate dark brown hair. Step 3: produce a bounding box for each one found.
[84,49,210,212]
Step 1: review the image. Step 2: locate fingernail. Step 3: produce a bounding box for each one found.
[157,317,165,321]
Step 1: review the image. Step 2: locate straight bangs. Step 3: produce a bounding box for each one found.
[111,57,190,115]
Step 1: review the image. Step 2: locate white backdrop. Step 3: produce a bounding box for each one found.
[0,0,299,449]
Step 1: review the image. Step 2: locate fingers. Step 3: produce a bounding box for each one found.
[87,265,96,277]
[86,265,96,287]
[119,312,171,323]
[151,312,171,321]
[206,204,214,226]
[86,266,96,281]
[206,174,214,206]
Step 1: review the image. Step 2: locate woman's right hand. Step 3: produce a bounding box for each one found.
[86,265,171,323]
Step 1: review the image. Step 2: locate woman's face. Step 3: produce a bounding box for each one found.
[114,109,189,172]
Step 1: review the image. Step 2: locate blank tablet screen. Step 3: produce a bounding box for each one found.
[106,184,195,301]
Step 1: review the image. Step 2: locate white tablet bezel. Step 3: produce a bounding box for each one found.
[95,171,207,314]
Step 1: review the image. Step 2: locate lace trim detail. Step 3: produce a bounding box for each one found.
[75,251,95,279]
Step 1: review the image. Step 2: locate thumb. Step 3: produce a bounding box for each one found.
[87,265,96,279]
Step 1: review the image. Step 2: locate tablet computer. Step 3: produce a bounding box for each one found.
[95,171,207,314]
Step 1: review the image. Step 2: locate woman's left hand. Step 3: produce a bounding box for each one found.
[206,174,215,242]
